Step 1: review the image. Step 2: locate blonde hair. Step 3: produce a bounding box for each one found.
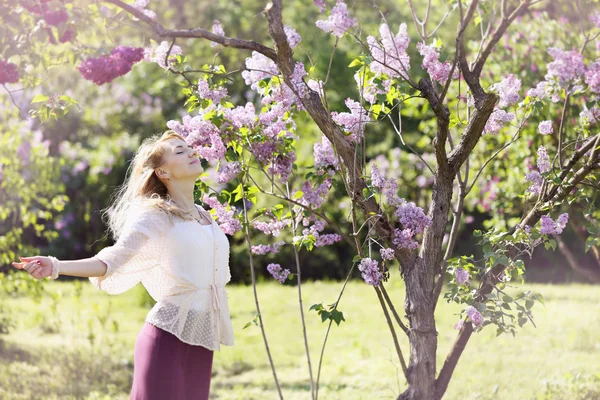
[101,130,199,240]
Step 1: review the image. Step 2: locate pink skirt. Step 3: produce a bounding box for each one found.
[130,322,214,400]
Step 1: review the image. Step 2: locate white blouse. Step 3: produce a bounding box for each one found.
[89,201,234,351]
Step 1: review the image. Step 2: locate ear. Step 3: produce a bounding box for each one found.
[154,168,169,180]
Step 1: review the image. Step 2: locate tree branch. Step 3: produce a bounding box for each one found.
[103,0,277,60]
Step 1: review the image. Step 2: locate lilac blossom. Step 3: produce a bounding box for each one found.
[197,79,228,104]
[315,1,357,38]
[267,263,291,283]
[295,178,332,209]
[538,120,553,135]
[367,23,411,79]
[331,98,370,143]
[591,11,600,28]
[284,26,302,49]
[417,42,457,85]
[483,108,515,134]
[290,62,309,99]
[525,170,543,194]
[358,258,383,286]
[455,267,469,285]
[314,0,326,12]
[392,228,419,250]
[43,8,68,26]
[314,135,339,170]
[217,161,241,184]
[315,233,342,247]
[395,200,431,234]
[0,60,19,84]
[78,46,144,85]
[202,195,242,235]
[380,247,395,261]
[251,241,285,255]
[225,103,257,129]
[491,74,522,107]
[253,218,291,237]
[454,320,465,330]
[371,163,386,188]
[211,20,224,48]
[539,213,569,235]
[585,61,600,94]
[465,306,484,327]
[545,48,586,85]
[143,41,182,70]
[537,146,551,173]
[241,51,279,91]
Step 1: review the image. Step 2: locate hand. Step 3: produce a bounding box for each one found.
[11,256,54,280]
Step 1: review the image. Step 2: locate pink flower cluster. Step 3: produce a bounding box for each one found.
[358,258,382,286]
[525,170,543,194]
[132,0,157,20]
[251,241,285,255]
[483,108,515,134]
[211,20,225,48]
[241,51,279,91]
[370,163,386,188]
[395,200,431,234]
[537,146,551,173]
[455,267,469,285]
[253,218,291,237]
[43,8,68,26]
[538,120,553,135]
[539,213,568,235]
[545,48,586,85]
[197,79,228,104]
[296,178,333,209]
[301,217,342,248]
[217,161,241,184]
[465,306,484,327]
[202,195,242,235]
[144,41,182,70]
[585,61,600,94]
[267,263,291,283]
[367,23,410,79]
[315,1,357,38]
[167,115,225,162]
[380,247,395,261]
[314,136,339,171]
[0,60,19,84]
[417,42,457,85]
[78,46,144,85]
[491,74,521,107]
[331,98,370,143]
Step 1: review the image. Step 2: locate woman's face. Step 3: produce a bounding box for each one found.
[155,138,203,181]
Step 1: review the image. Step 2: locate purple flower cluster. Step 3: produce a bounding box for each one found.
[585,61,600,94]
[545,48,586,85]
[525,170,543,194]
[291,62,309,99]
[284,26,302,49]
[465,306,484,327]
[0,60,19,84]
[211,20,225,48]
[314,135,339,171]
[197,79,228,104]
[241,51,279,91]
[78,46,144,85]
[132,0,156,20]
[355,71,391,104]
[267,263,291,283]
[225,103,257,129]
[538,120,553,135]
[367,23,411,79]
[371,163,386,188]
[417,42,457,85]
[491,74,522,107]
[358,258,382,286]
[392,228,419,250]
[253,218,291,237]
[167,115,225,162]
[251,241,285,255]
[537,146,551,173]
[380,247,395,261]
[217,161,241,184]
[331,98,370,143]
[455,267,469,285]
[313,0,326,12]
[483,108,515,134]
[300,217,342,248]
[539,213,568,235]
[296,178,333,209]
[395,200,431,234]
[591,11,600,28]
[202,194,242,235]
[43,8,68,26]
[144,41,182,70]
[315,1,357,38]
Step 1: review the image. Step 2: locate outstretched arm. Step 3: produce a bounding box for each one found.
[12,256,108,280]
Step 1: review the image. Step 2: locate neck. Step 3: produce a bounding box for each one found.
[166,180,196,210]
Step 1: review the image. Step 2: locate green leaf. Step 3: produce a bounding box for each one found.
[31,94,49,104]
[348,58,364,68]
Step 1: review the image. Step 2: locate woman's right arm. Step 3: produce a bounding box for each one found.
[12,256,108,280]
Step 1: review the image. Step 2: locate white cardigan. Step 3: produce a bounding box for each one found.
[90,202,234,351]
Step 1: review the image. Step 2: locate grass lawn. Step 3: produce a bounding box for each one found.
[0,272,599,399]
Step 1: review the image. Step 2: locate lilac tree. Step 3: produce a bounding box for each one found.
[3,0,600,398]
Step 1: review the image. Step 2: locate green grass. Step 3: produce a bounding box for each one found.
[0,274,599,399]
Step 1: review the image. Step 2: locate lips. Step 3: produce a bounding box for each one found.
[190,159,200,165]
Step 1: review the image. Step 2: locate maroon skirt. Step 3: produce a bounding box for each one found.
[130,322,214,400]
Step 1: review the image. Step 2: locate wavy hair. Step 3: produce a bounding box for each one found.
[101,130,199,240]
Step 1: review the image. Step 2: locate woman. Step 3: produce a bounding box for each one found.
[11,130,235,400]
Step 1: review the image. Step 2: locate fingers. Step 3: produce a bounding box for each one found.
[30,265,44,278]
